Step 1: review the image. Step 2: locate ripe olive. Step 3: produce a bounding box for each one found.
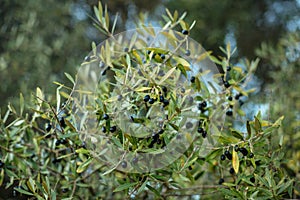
[226,110,233,116]
[45,123,52,132]
[182,29,189,35]
[149,98,155,104]
[239,147,248,156]
[202,131,207,138]
[110,126,117,133]
[190,76,195,83]
[121,161,127,168]
[218,178,224,184]
[144,95,150,102]
[103,114,109,120]
[0,160,4,168]
[249,152,254,158]
[220,154,226,161]
[163,99,169,107]
[197,127,204,133]
[59,117,66,128]
[224,81,230,88]
[185,49,191,56]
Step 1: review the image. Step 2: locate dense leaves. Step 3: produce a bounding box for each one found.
[0,2,298,199]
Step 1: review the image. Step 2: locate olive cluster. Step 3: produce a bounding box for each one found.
[143,92,169,107]
[197,119,207,138]
[198,100,207,113]
[100,113,118,133]
[219,144,255,184]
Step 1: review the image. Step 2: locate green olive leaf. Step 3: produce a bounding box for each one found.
[76,157,93,173]
[113,182,138,192]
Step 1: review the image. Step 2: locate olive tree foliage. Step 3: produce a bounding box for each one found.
[0,2,297,199]
[256,31,300,194]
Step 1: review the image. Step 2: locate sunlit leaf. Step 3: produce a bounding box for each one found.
[19,93,24,116]
[63,73,75,85]
[232,150,239,174]
[76,157,93,173]
[158,67,176,85]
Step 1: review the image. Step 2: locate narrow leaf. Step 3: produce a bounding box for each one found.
[20,93,24,116]
[232,149,239,174]
[158,67,176,85]
[137,180,148,194]
[111,13,118,34]
[14,188,34,196]
[135,87,152,92]
[36,87,43,105]
[113,182,138,192]
[76,157,93,173]
[165,8,173,21]
[64,72,75,85]
[0,169,4,187]
[246,120,251,138]
[146,184,160,197]
[27,177,36,193]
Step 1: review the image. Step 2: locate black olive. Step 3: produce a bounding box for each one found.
[0,160,4,168]
[218,178,224,184]
[234,145,239,152]
[163,99,169,107]
[121,161,127,168]
[220,154,226,161]
[224,81,230,88]
[110,126,117,133]
[190,76,195,83]
[103,114,109,120]
[144,95,150,102]
[45,123,52,132]
[159,95,164,102]
[162,86,167,93]
[202,131,207,138]
[182,30,189,35]
[239,147,248,156]
[59,117,66,128]
[185,50,191,56]
[225,150,232,160]
[226,110,233,116]
[149,98,155,104]
[132,157,138,164]
[197,127,204,133]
